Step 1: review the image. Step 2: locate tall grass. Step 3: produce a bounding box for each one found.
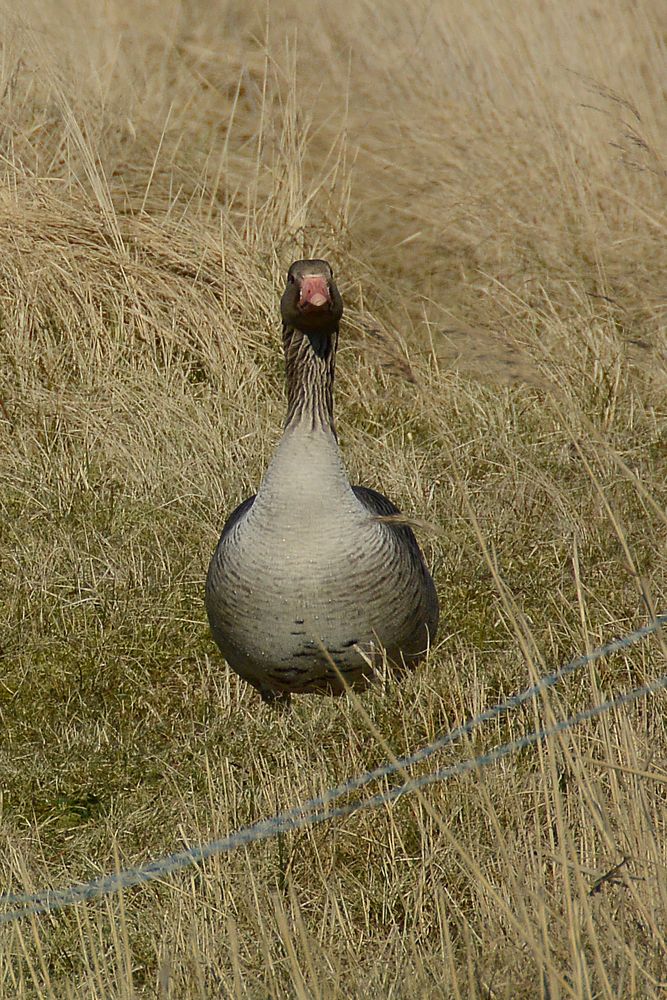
[0,0,665,995]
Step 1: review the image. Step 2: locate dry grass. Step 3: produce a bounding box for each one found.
[0,0,666,996]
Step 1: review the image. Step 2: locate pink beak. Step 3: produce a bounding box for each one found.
[299,274,331,310]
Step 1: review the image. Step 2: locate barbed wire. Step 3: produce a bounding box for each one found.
[1,613,665,924]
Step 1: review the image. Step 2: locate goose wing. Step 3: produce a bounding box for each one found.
[219,494,256,540]
[352,485,419,547]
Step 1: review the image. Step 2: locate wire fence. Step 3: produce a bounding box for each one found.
[1,613,665,924]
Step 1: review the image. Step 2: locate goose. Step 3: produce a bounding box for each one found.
[205,259,439,704]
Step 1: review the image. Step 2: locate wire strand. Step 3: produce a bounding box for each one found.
[1,612,664,923]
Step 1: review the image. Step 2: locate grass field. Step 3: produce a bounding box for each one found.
[0,0,666,996]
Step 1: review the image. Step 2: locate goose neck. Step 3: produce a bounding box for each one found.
[283,325,337,435]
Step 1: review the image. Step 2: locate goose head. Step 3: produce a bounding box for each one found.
[280,259,343,340]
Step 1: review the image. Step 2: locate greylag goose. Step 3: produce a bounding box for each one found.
[206,260,438,703]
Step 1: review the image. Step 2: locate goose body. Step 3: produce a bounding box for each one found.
[206,260,438,702]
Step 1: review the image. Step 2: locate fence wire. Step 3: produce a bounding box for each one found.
[1,613,665,924]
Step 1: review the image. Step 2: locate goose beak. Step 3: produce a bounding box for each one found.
[298,274,331,311]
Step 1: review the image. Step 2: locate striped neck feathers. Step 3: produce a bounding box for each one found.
[283,324,337,435]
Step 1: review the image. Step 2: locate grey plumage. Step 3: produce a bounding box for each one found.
[205,260,439,703]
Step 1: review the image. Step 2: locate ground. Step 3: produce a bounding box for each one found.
[0,1,666,996]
